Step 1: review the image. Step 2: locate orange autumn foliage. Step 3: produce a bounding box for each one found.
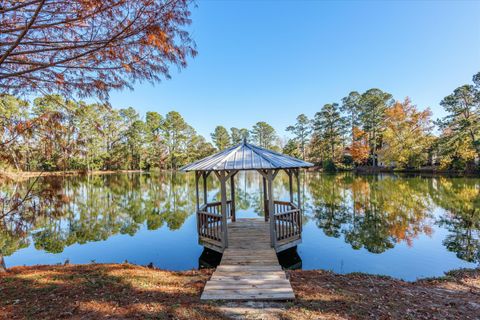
[350,127,370,165]
[0,0,196,99]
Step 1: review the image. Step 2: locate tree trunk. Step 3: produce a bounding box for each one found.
[0,254,6,273]
[372,130,377,167]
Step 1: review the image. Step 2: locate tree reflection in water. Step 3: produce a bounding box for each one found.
[433,178,480,263]
[306,173,479,260]
[0,172,479,268]
[0,172,197,265]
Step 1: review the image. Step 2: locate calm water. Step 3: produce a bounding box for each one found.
[1,172,479,280]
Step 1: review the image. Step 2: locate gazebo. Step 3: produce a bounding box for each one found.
[181,140,313,254]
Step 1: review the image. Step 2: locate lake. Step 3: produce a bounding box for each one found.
[1,171,479,281]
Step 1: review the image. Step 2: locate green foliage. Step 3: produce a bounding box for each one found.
[341,91,361,137]
[230,127,249,144]
[313,103,347,161]
[322,159,337,172]
[286,114,311,160]
[358,89,393,166]
[283,139,301,158]
[211,126,231,150]
[251,122,278,149]
[436,72,480,170]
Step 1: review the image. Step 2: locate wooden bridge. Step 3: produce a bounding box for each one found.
[201,219,295,300]
[181,140,312,301]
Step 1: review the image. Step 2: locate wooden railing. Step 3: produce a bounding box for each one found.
[273,200,302,245]
[202,200,233,219]
[197,210,222,243]
[197,200,233,250]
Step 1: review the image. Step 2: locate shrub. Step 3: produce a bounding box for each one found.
[322,159,337,172]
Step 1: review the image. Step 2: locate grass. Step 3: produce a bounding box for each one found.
[0,264,479,319]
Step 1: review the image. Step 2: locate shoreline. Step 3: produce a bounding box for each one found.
[0,169,145,180]
[310,166,480,176]
[0,263,478,319]
[1,167,479,181]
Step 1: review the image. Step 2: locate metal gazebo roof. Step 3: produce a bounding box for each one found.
[180,140,314,172]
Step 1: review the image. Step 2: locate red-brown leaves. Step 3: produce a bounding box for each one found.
[0,0,195,100]
[350,126,370,165]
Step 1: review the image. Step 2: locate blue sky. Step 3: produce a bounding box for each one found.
[109,1,480,141]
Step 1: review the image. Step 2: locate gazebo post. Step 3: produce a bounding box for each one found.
[215,170,237,249]
[266,169,279,248]
[295,168,302,232]
[195,171,200,211]
[202,172,208,205]
[267,170,274,247]
[287,169,294,204]
[215,170,228,249]
[230,174,236,222]
[262,175,268,221]
[295,169,301,210]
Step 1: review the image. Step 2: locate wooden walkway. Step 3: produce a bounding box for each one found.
[201,218,295,300]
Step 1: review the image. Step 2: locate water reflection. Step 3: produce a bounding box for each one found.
[0,172,198,266]
[433,178,480,263]
[306,174,435,254]
[0,172,479,277]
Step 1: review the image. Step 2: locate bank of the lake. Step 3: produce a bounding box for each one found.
[1,166,479,181]
[0,170,145,181]
[0,263,479,320]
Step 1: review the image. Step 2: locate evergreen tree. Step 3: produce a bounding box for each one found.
[312,103,347,161]
[437,71,480,169]
[251,122,277,149]
[286,114,311,160]
[358,89,393,166]
[211,126,231,150]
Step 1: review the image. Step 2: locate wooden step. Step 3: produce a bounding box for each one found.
[216,265,283,272]
[201,292,295,300]
[211,272,286,279]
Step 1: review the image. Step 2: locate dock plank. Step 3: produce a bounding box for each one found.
[200,218,295,301]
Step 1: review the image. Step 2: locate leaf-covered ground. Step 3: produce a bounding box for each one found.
[286,269,480,320]
[0,264,224,320]
[0,264,479,319]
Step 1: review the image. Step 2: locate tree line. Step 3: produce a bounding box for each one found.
[0,94,215,171]
[1,71,479,172]
[0,94,284,172]
[283,71,480,171]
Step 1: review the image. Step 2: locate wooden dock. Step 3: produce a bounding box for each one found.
[201,219,295,300]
